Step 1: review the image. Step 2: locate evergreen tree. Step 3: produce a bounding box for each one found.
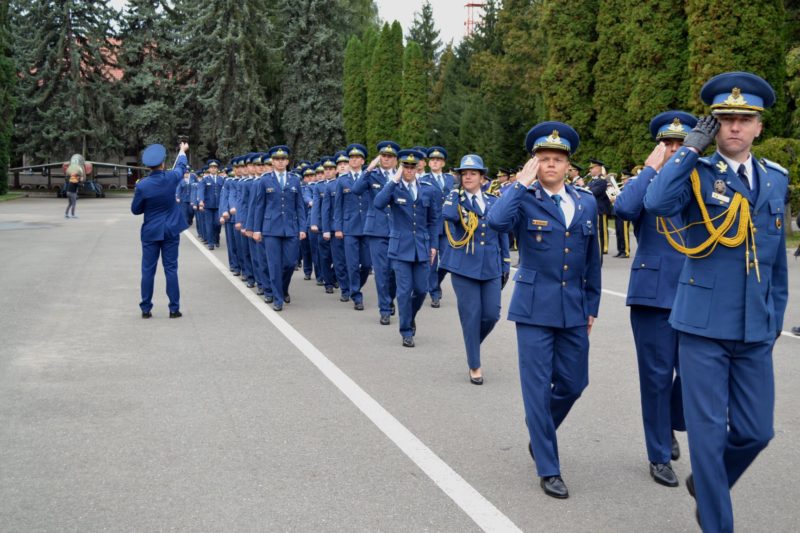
[429,42,470,162]
[339,0,379,33]
[399,41,427,147]
[118,0,177,151]
[624,0,688,165]
[343,36,367,144]
[360,25,378,88]
[406,0,441,82]
[540,0,597,159]
[0,0,15,194]
[686,0,787,135]
[12,0,122,160]
[279,0,347,158]
[365,23,403,150]
[591,0,631,170]
[176,0,276,159]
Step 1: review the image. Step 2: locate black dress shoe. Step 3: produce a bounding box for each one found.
[380,314,390,325]
[354,302,364,311]
[304,275,311,280]
[256,288,264,295]
[431,298,440,308]
[141,311,152,319]
[686,473,696,498]
[671,432,681,460]
[265,296,274,304]
[469,372,483,385]
[316,279,324,286]
[650,462,678,487]
[325,287,334,294]
[169,311,182,319]
[334,281,339,289]
[540,476,569,499]
[792,326,800,336]
[246,281,255,288]
[272,303,283,312]
[390,304,396,316]
[284,294,291,304]
[232,271,241,276]
[340,295,350,302]
[402,336,415,348]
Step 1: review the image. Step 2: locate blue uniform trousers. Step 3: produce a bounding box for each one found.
[392,259,428,338]
[182,202,194,226]
[332,237,350,297]
[368,236,396,316]
[204,208,220,247]
[679,332,774,533]
[300,234,313,277]
[630,305,685,464]
[237,231,254,284]
[196,209,205,239]
[450,273,501,370]
[308,231,322,282]
[223,222,239,273]
[247,238,263,289]
[427,233,448,300]
[344,235,371,304]
[318,238,335,289]
[140,236,181,314]
[517,324,589,477]
[265,236,299,305]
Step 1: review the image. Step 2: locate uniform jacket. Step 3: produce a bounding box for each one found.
[421,172,453,242]
[252,171,307,237]
[352,168,393,237]
[588,177,613,215]
[239,177,255,231]
[374,179,439,262]
[334,171,368,235]
[131,155,189,242]
[309,181,324,230]
[643,150,788,342]
[198,174,224,209]
[614,166,686,310]
[487,181,602,328]
[189,180,200,206]
[320,178,340,234]
[440,189,510,280]
[176,178,191,203]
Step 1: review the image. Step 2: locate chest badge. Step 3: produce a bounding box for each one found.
[397,198,407,205]
[531,219,549,227]
[714,179,726,194]
[716,161,728,174]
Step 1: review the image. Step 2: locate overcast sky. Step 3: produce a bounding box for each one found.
[109,0,473,46]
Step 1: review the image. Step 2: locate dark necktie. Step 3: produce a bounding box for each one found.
[737,164,750,191]
[471,195,483,216]
[552,194,566,225]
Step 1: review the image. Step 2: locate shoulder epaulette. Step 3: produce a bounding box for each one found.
[761,158,789,176]
[575,186,592,194]
[419,180,432,186]
[484,190,498,197]
[698,157,713,167]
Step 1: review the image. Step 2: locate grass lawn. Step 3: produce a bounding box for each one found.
[0,191,25,202]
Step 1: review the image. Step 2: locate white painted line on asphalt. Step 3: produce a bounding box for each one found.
[186,233,522,533]
[510,265,799,340]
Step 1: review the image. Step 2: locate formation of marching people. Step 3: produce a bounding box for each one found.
[133,71,789,532]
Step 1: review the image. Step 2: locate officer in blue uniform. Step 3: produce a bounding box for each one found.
[356,141,399,325]
[587,159,611,255]
[175,168,194,226]
[643,72,788,532]
[235,155,257,289]
[131,141,190,318]
[440,154,510,384]
[218,160,240,275]
[247,153,275,302]
[324,152,351,300]
[615,110,696,488]
[190,170,204,240]
[335,144,373,311]
[300,165,317,281]
[198,159,224,249]
[252,146,307,311]
[421,146,455,308]
[374,149,439,348]
[311,157,338,293]
[487,122,601,499]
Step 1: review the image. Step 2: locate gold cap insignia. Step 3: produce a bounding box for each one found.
[723,87,747,106]
[667,118,683,132]
[545,130,561,143]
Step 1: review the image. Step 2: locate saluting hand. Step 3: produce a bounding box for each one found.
[392,169,402,183]
[368,155,381,170]
[644,142,668,172]
[179,141,189,154]
[517,157,539,187]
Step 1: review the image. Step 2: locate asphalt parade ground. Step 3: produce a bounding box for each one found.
[1,197,799,532]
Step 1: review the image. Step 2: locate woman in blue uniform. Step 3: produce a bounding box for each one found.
[440,154,510,385]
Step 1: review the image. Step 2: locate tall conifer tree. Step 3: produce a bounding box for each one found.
[399,41,428,147]
[365,23,402,150]
[343,36,366,144]
[407,0,441,83]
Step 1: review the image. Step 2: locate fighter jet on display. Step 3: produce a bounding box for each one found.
[9,154,148,197]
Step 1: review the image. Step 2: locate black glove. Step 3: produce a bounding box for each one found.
[501,271,510,289]
[682,115,720,153]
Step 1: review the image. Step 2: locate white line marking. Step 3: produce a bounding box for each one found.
[510,266,799,340]
[186,233,522,533]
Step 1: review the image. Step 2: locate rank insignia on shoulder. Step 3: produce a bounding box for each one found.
[531,219,549,227]
[714,179,726,194]
[716,161,728,174]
